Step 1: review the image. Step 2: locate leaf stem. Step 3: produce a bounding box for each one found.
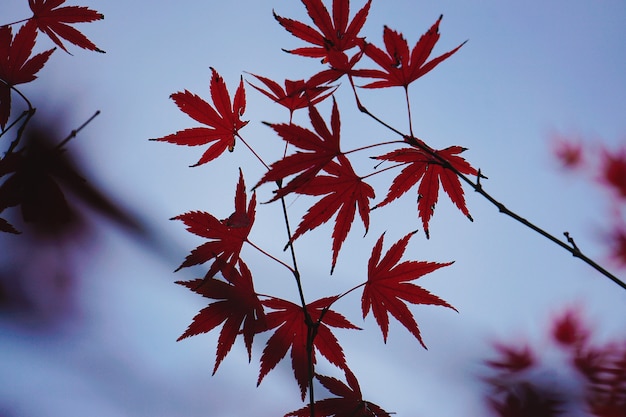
[276,181,317,415]
[343,140,404,156]
[0,18,30,28]
[404,86,414,137]
[245,238,295,274]
[238,134,270,170]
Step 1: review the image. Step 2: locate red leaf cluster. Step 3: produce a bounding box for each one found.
[0,0,103,129]
[484,308,626,417]
[550,136,626,268]
[157,1,473,415]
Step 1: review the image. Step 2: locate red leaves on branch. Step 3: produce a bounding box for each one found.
[484,308,626,417]
[28,0,104,53]
[172,169,255,279]
[274,0,371,62]
[362,232,455,347]
[257,100,342,199]
[357,16,465,89]
[152,68,248,166]
[0,21,54,128]
[286,369,391,417]
[258,296,359,401]
[374,145,478,238]
[176,260,265,374]
[291,157,374,273]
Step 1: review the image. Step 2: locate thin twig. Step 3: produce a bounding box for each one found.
[56,110,101,149]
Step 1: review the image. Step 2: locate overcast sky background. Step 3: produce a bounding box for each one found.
[1,1,626,416]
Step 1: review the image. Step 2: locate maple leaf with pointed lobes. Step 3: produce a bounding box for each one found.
[290,156,374,274]
[172,169,255,279]
[374,145,478,238]
[361,232,455,348]
[0,21,54,129]
[246,73,337,117]
[286,368,391,417]
[28,0,104,53]
[356,16,465,89]
[256,100,342,199]
[176,260,266,374]
[274,0,371,62]
[257,296,360,401]
[152,68,248,166]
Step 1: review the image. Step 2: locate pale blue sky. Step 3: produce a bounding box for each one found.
[1,1,626,416]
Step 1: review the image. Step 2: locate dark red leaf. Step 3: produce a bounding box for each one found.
[356,16,465,89]
[246,73,337,116]
[361,232,454,347]
[257,296,360,401]
[285,368,391,417]
[374,145,477,238]
[274,0,371,61]
[172,169,255,278]
[152,68,248,166]
[256,100,343,199]
[0,21,54,128]
[29,0,104,53]
[290,156,374,273]
[176,260,266,374]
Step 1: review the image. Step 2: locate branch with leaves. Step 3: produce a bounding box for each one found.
[150,1,625,416]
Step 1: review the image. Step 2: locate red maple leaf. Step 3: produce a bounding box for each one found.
[246,73,336,118]
[176,260,266,374]
[257,296,360,401]
[172,169,255,279]
[286,368,391,417]
[256,100,343,199]
[152,68,248,166]
[28,0,104,53]
[374,145,478,238]
[0,21,54,128]
[290,156,374,273]
[274,0,371,63]
[361,232,455,347]
[356,16,465,89]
